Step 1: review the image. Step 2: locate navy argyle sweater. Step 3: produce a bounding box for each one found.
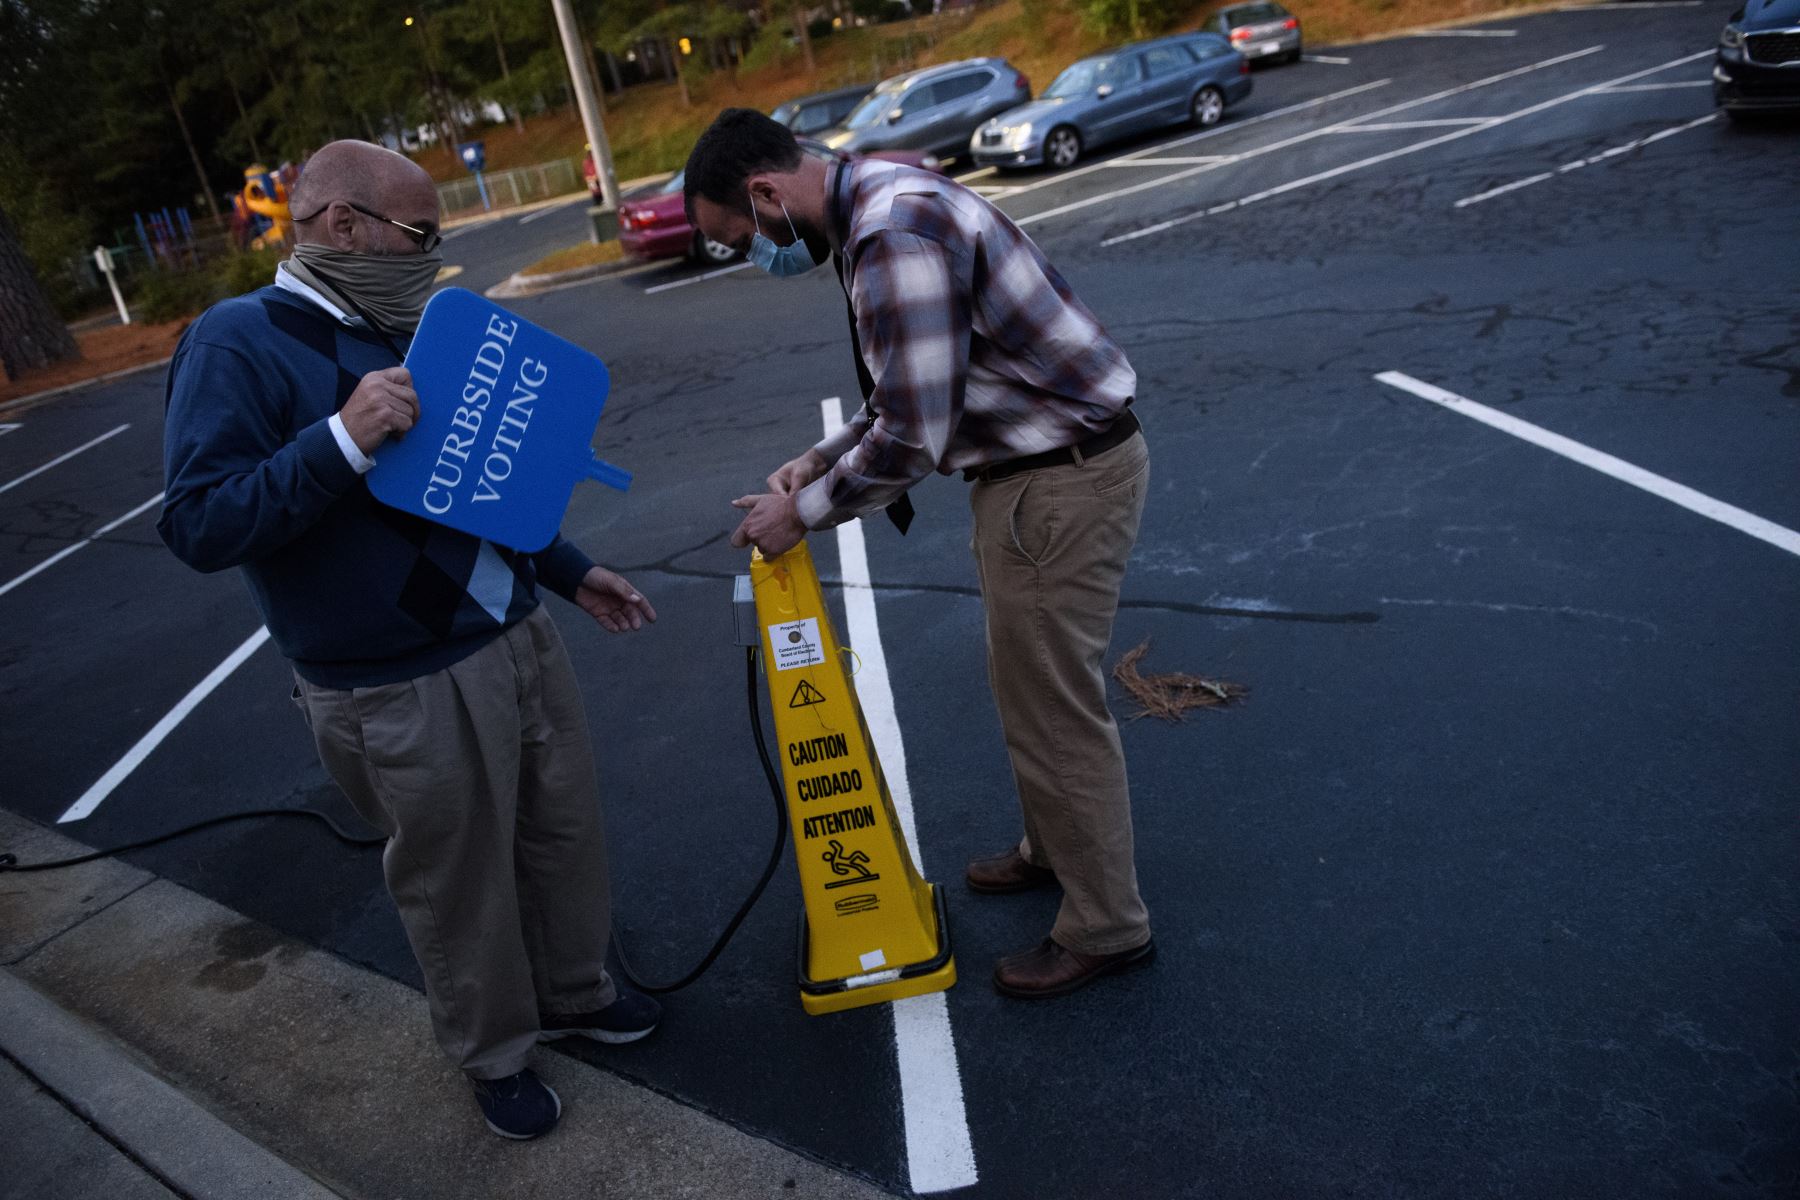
[158,286,596,688]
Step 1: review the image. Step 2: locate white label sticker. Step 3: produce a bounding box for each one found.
[859,948,888,971]
[769,618,825,671]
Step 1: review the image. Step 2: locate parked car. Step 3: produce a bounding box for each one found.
[971,35,1250,170]
[616,140,947,264]
[1713,0,1800,119]
[820,57,1032,160]
[1203,1,1303,65]
[771,84,875,136]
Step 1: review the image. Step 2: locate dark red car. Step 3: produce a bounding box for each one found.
[616,139,947,264]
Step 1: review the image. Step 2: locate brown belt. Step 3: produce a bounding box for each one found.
[966,411,1141,484]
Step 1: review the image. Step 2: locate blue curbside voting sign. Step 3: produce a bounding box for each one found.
[366,287,630,552]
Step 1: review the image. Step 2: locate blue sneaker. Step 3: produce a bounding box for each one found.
[538,988,662,1045]
[470,1068,561,1140]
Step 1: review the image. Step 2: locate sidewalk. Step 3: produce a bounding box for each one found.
[0,809,894,1200]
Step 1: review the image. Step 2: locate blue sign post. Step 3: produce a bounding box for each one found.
[457,140,491,211]
[367,288,630,552]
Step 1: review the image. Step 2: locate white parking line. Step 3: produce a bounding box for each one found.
[953,166,997,184]
[1098,155,1234,166]
[0,423,129,496]
[1451,170,1557,206]
[583,83,1393,303]
[818,395,977,1195]
[1303,54,1353,65]
[997,79,1393,201]
[1039,44,1605,231]
[1593,80,1712,93]
[1374,372,1800,559]
[0,491,163,598]
[0,424,20,437]
[1411,29,1517,37]
[1453,111,1718,208]
[1100,48,1707,246]
[644,261,753,294]
[488,258,667,300]
[1331,118,1497,131]
[59,626,273,823]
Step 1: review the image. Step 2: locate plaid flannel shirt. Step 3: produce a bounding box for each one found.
[793,159,1137,531]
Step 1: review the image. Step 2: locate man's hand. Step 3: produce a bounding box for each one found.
[730,492,807,558]
[575,567,657,633]
[339,367,419,454]
[767,449,828,496]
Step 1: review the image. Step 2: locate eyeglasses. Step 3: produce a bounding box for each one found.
[293,200,441,252]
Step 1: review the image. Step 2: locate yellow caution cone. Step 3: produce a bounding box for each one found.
[749,542,956,1015]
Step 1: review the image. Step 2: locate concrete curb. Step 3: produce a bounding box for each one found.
[0,970,344,1199]
[0,809,895,1200]
[486,256,648,299]
[0,356,173,415]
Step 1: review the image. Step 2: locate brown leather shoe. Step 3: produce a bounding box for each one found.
[965,847,1057,894]
[992,937,1156,999]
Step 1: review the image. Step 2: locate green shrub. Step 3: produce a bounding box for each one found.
[739,21,797,73]
[1071,0,1186,36]
[135,268,217,324]
[132,247,284,323]
[50,276,108,322]
[215,247,282,298]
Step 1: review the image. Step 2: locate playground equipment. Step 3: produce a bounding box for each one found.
[231,163,295,251]
[132,207,195,268]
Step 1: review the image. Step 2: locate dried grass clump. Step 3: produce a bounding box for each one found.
[1111,640,1248,723]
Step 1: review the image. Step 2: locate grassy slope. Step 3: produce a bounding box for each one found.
[424,0,1550,183]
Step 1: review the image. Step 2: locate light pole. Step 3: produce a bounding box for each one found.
[548,0,620,242]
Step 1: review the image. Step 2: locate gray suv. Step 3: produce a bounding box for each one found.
[820,58,1032,160]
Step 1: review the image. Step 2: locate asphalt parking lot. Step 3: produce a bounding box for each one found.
[3,2,1797,1195]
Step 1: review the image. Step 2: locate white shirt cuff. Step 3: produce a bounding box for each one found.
[329,413,376,475]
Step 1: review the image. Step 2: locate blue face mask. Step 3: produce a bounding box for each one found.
[747,192,820,278]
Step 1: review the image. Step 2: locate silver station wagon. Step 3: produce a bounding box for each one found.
[970,35,1251,171]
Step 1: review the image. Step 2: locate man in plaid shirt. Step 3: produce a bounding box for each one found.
[687,108,1154,999]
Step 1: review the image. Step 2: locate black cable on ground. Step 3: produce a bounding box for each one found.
[0,646,790,998]
[608,645,789,995]
[0,807,387,873]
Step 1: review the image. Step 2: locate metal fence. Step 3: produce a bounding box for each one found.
[437,156,586,219]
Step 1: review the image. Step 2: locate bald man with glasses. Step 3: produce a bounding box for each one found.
[294,198,444,253]
[158,140,659,1141]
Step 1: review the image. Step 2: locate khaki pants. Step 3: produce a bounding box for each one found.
[970,430,1152,956]
[294,606,615,1080]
